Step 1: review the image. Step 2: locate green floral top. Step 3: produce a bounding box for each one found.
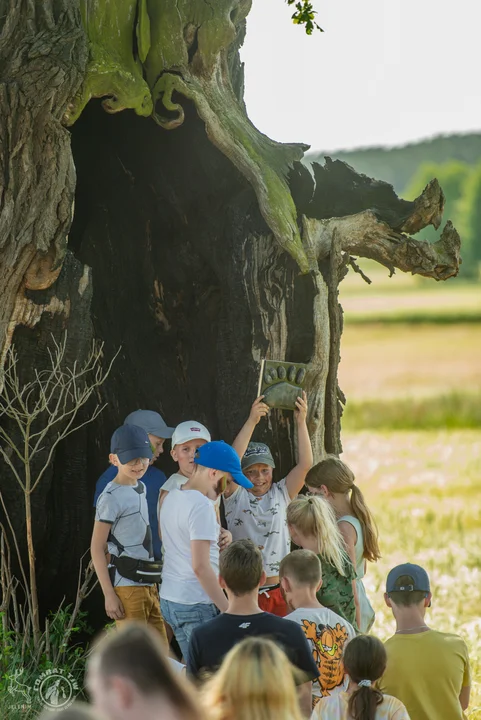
[316,555,358,632]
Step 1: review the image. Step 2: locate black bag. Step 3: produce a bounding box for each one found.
[111,555,162,584]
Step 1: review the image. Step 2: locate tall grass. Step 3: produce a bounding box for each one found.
[344,392,481,430]
[343,430,481,719]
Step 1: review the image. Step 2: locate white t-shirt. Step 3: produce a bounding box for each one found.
[311,692,410,720]
[169,658,186,674]
[160,488,220,605]
[159,473,221,525]
[224,478,291,577]
[287,606,356,705]
[161,472,187,493]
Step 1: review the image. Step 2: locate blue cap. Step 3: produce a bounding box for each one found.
[110,425,153,465]
[124,409,174,439]
[194,441,253,489]
[386,563,430,594]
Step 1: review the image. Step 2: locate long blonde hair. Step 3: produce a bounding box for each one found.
[202,637,304,720]
[305,456,381,563]
[286,496,348,576]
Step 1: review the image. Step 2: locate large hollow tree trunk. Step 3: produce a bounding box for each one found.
[0,0,460,619]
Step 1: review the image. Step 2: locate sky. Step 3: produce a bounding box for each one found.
[241,0,481,152]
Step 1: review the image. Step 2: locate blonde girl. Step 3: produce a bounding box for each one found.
[305,456,381,632]
[287,496,357,629]
[202,636,304,720]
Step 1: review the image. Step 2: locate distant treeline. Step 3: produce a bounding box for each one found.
[307,133,481,278]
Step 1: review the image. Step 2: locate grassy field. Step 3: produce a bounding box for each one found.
[342,431,481,719]
[337,264,480,717]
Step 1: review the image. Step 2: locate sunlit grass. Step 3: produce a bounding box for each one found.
[342,430,481,719]
[343,392,481,430]
[339,323,481,404]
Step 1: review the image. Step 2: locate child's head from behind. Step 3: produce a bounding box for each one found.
[171,421,211,477]
[202,636,304,720]
[305,455,355,498]
[87,623,201,720]
[39,703,103,720]
[279,549,322,609]
[109,425,153,483]
[305,456,381,564]
[343,635,386,720]
[286,496,347,576]
[219,539,266,596]
[241,442,275,497]
[385,564,432,616]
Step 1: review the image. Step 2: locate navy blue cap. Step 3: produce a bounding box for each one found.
[194,441,253,490]
[110,425,153,465]
[386,563,430,594]
[124,409,174,439]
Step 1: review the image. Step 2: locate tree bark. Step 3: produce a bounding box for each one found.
[0,0,461,619]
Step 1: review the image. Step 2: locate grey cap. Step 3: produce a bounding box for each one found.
[241,442,275,471]
[124,409,174,439]
[386,563,430,594]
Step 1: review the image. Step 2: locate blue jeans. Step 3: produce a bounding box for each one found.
[161,598,218,662]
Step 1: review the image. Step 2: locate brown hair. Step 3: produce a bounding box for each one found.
[202,637,304,720]
[388,575,428,607]
[90,623,201,720]
[279,549,322,588]
[219,539,263,595]
[39,704,103,720]
[286,496,348,576]
[305,456,381,563]
[343,635,386,720]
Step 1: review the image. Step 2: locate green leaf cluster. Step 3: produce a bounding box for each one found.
[286,0,323,34]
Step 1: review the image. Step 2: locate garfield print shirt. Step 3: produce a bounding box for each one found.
[224,477,290,577]
[286,606,356,706]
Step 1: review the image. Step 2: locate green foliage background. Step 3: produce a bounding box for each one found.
[308,133,481,278]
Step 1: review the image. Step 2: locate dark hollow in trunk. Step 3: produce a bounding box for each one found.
[1,98,330,622]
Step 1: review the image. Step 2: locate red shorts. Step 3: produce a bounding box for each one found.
[258,585,288,617]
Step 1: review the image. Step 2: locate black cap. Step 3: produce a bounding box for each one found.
[386,563,430,594]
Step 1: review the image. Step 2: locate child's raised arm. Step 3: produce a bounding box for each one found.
[232,396,269,460]
[285,392,313,499]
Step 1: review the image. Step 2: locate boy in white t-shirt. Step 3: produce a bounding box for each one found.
[157,421,232,551]
[225,392,313,616]
[159,441,253,662]
[280,549,355,708]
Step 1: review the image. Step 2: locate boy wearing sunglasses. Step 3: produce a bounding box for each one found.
[91,425,166,638]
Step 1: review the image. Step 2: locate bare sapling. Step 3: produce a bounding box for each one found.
[0,334,116,650]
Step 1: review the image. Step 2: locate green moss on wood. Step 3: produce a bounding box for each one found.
[65,0,152,125]
[67,0,311,272]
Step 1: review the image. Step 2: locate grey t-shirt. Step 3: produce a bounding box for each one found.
[96,480,154,587]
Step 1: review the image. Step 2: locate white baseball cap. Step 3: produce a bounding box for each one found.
[171,421,211,448]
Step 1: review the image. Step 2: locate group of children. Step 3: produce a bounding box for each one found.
[90,394,471,720]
